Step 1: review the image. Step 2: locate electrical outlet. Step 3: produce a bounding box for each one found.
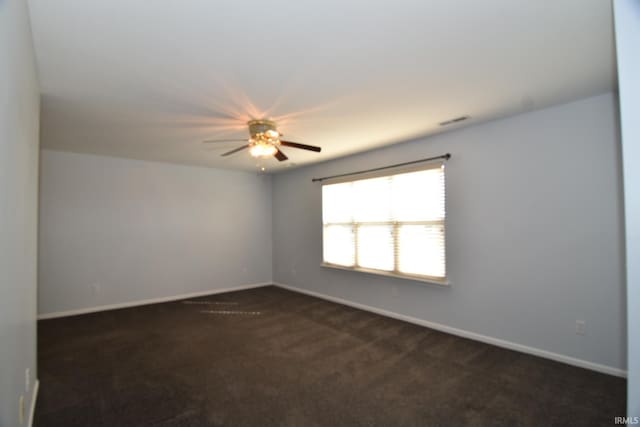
[576,320,586,335]
[25,368,30,392]
[18,395,25,425]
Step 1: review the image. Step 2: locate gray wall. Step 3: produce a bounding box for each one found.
[273,93,626,373]
[0,0,40,425]
[614,0,640,415]
[38,150,273,315]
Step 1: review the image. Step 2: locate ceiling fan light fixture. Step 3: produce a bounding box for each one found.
[209,118,321,161]
[249,142,278,158]
[265,129,280,139]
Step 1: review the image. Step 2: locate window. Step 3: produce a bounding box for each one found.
[322,162,446,283]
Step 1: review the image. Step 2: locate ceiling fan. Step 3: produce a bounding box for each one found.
[203,119,321,162]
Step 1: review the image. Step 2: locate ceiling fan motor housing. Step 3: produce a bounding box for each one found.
[248,119,279,139]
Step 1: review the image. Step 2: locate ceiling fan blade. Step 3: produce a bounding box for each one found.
[203,139,248,144]
[274,147,288,161]
[280,140,321,152]
[221,145,250,157]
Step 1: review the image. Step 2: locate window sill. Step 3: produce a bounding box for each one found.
[321,263,450,287]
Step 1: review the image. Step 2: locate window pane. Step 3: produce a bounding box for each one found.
[323,182,353,223]
[392,168,445,221]
[357,225,394,271]
[397,224,445,278]
[322,162,447,281]
[353,177,392,222]
[323,225,355,266]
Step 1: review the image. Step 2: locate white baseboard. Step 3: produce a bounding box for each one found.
[37,282,272,320]
[28,379,39,427]
[273,282,627,378]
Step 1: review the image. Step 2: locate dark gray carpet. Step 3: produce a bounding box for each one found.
[35,285,625,426]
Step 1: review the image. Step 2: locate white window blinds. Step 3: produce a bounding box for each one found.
[322,163,446,281]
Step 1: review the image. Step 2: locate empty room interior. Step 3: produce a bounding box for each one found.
[2,0,639,426]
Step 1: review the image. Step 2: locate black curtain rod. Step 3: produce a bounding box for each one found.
[311,153,451,183]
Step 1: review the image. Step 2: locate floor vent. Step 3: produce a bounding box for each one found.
[182,301,238,306]
[200,310,262,315]
[439,116,469,126]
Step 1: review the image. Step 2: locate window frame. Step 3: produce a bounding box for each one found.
[321,162,448,286]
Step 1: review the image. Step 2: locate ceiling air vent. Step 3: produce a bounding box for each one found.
[439,116,470,126]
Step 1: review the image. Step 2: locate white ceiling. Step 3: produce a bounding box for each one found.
[28,0,615,172]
